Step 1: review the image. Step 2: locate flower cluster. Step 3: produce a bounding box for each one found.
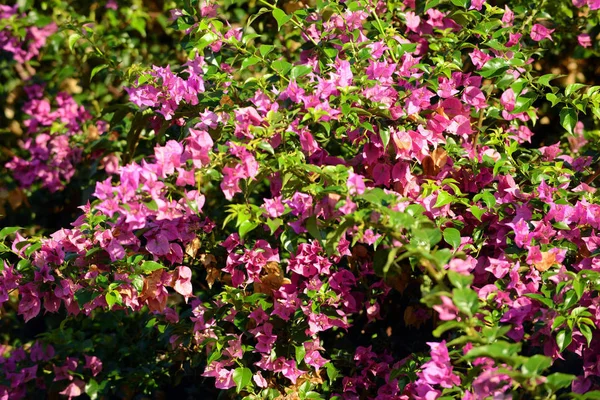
[0,5,57,63]
[5,85,93,192]
[1,0,600,398]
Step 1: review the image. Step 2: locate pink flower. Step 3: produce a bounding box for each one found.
[273,358,304,384]
[298,129,320,155]
[253,371,268,388]
[59,379,85,399]
[530,24,555,42]
[105,0,118,10]
[172,266,193,301]
[469,48,491,69]
[405,11,421,32]
[502,6,514,26]
[262,196,286,218]
[418,341,461,389]
[347,171,366,195]
[432,296,458,321]
[154,140,184,178]
[331,58,353,87]
[18,284,41,322]
[462,86,487,110]
[472,368,512,398]
[84,355,103,377]
[500,88,516,112]
[578,33,592,47]
[469,0,485,10]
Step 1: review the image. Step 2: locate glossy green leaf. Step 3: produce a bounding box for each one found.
[443,227,461,249]
[452,288,479,316]
[272,8,292,31]
[521,355,552,376]
[556,329,572,352]
[233,367,252,393]
[241,56,261,70]
[434,191,454,208]
[0,226,21,240]
[290,65,312,80]
[545,373,576,391]
[105,291,122,310]
[139,261,165,274]
[560,107,577,134]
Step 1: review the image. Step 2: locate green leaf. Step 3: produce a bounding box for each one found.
[573,279,585,299]
[259,44,274,57]
[562,290,578,310]
[272,60,292,75]
[295,345,306,364]
[131,17,146,37]
[521,355,552,376]
[233,367,252,393]
[290,65,312,80]
[447,270,473,289]
[560,107,577,134]
[131,275,144,292]
[452,288,479,316]
[434,191,453,208]
[545,373,575,391]
[239,220,258,239]
[139,261,165,274]
[424,0,442,11]
[90,64,108,80]
[556,329,572,352]
[196,32,219,52]
[479,58,510,78]
[464,341,522,360]
[443,228,461,249]
[68,33,81,51]
[412,228,442,248]
[137,73,152,85]
[380,127,390,149]
[546,92,561,107]
[241,56,261,70]
[258,141,275,155]
[266,218,283,234]
[470,205,485,221]
[0,226,20,240]
[432,320,464,337]
[480,191,496,208]
[450,0,468,7]
[105,291,122,310]
[566,83,586,96]
[512,93,537,113]
[579,323,593,347]
[326,362,339,383]
[552,315,566,330]
[272,8,292,31]
[305,216,322,243]
[16,259,32,272]
[74,289,94,308]
[85,379,99,400]
[537,74,558,87]
[524,293,554,309]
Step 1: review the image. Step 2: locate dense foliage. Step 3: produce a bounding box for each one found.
[2,0,600,398]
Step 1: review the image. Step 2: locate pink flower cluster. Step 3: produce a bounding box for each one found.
[5,85,93,192]
[3,0,600,398]
[125,56,206,120]
[0,5,57,63]
[0,341,102,400]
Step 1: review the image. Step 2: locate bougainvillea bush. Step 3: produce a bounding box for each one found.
[3,0,600,398]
